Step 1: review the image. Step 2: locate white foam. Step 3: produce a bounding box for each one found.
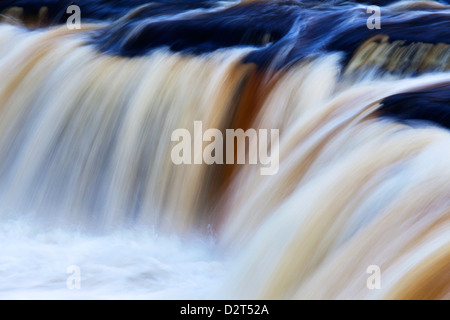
[0,218,229,300]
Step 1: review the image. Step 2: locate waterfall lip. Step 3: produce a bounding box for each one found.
[378,84,450,130]
[3,1,450,71]
[89,0,300,60]
[89,1,450,71]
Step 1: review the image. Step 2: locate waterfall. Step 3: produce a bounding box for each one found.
[0,0,449,300]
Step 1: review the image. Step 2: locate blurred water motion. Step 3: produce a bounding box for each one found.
[0,0,449,299]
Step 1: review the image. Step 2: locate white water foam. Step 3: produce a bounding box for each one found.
[0,217,228,300]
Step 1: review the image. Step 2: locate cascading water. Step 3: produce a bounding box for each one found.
[0,0,449,300]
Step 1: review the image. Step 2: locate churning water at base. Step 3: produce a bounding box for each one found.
[0,218,227,300]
